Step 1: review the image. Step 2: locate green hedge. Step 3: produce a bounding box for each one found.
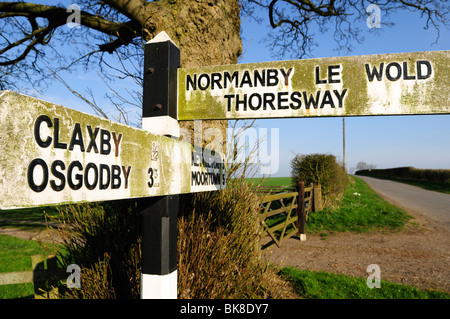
[355,166,450,185]
[291,153,348,200]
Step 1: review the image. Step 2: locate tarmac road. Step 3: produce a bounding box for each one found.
[355,175,450,230]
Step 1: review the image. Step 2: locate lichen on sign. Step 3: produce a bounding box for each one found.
[177,50,449,120]
[0,91,225,210]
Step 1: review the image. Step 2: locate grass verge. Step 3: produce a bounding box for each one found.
[307,176,413,233]
[279,267,449,299]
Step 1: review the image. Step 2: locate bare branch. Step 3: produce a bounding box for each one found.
[102,0,147,24]
[0,1,143,57]
[50,69,110,120]
[246,0,449,59]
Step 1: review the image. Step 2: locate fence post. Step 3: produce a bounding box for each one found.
[31,254,59,299]
[297,182,306,241]
[141,31,180,299]
[46,255,59,299]
[31,254,46,299]
[313,184,322,212]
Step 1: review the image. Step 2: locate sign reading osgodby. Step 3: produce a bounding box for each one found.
[177,50,449,120]
[28,114,130,193]
[0,91,225,210]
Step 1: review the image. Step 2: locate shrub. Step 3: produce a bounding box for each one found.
[291,153,348,203]
[356,166,450,185]
[177,177,268,298]
[176,120,291,298]
[55,120,281,299]
[56,200,143,299]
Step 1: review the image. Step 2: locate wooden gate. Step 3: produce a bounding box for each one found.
[260,191,299,248]
[259,182,321,248]
[0,254,66,299]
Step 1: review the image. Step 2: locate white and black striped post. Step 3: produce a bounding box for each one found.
[141,32,180,299]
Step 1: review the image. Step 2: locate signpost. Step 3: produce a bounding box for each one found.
[0,33,225,300]
[0,29,449,300]
[177,50,449,120]
[0,91,226,210]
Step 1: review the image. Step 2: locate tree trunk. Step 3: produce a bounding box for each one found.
[153,0,242,148]
[155,0,242,68]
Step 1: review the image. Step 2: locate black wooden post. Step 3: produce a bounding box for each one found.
[142,31,180,138]
[297,181,306,241]
[141,32,180,299]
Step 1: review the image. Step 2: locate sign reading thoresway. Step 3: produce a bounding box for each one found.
[177,50,449,120]
[0,91,225,210]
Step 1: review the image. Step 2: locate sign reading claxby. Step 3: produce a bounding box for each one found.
[177,51,449,120]
[0,91,225,210]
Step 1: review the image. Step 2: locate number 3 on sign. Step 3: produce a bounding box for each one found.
[148,167,158,188]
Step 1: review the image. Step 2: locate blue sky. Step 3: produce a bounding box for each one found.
[239,5,450,177]
[22,1,450,178]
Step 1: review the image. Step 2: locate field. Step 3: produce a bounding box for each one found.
[246,176,293,187]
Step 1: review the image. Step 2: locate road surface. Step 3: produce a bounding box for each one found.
[355,175,450,230]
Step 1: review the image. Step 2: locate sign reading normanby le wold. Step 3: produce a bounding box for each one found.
[0,91,225,210]
[178,51,449,120]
